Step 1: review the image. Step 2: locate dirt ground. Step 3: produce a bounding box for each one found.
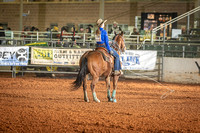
[0,73,199,133]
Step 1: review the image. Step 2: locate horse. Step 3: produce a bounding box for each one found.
[111,32,126,56]
[73,32,126,103]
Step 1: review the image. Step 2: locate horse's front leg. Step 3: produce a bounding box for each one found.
[112,75,120,103]
[83,74,89,102]
[105,76,112,102]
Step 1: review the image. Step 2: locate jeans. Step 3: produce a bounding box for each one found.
[110,48,121,71]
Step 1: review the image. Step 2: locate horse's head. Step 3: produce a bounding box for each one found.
[114,32,126,55]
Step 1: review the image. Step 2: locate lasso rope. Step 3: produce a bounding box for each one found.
[125,70,174,99]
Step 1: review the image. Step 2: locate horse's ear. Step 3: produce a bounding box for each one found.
[121,31,124,36]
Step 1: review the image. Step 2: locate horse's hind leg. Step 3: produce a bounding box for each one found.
[112,75,120,103]
[83,74,89,102]
[91,76,100,103]
[105,76,112,102]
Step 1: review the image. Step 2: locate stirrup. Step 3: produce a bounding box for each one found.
[114,70,121,76]
[120,70,123,75]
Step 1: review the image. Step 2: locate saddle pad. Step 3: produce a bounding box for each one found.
[95,47,112,63]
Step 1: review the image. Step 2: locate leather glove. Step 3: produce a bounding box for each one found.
[109,50,114,55]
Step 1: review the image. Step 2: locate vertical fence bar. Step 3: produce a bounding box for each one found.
[187,15,190,35]
[37,31,39,41]
[151,31,153,44]
[83,33,86,46]
[137,35,139,44]
[163,24,166,43]
[183,45,185,58]
[158,57,161,81]
[161,44,165,81]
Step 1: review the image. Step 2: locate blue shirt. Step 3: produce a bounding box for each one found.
[96,27,111,52]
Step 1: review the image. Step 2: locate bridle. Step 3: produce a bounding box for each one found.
[111,34,125,54]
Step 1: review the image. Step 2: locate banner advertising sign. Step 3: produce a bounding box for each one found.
[121,50,157,70]
[31,47,53,64]
[31,47,91,65]
[31,48,157,70]
[53,49,90,65]
[0,46,29,66]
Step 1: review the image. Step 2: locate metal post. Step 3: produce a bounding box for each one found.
[37,31,39,41]
[158,57,161,81]
[161,44,165,81]
[99,0,104,19]
[163,24,166,43]
[137,35,139,44]
[143,44,145,50]
[19,0,23,31]
[183,45,185,58]
[187,15,190,34]
[87,42,90,49]
[83,33,85,46]
[12,66,16,78]
[151,31,153,44]
[50,30,52,47]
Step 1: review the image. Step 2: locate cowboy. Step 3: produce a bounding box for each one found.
[109,21,122,40]
[95,18,122,75]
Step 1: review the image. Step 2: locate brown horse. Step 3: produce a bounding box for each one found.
[111,33,126,56]
[73,33,126,103]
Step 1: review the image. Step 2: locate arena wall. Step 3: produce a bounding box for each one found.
[163,57,200,84]
[0,1,195,31]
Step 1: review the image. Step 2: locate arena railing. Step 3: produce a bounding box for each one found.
[0,30,145,45]
[151,6,200,44]
[0,31,199,80]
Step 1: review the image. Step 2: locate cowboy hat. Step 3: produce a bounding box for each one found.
[113,21,118,25]
[96,18,107,27]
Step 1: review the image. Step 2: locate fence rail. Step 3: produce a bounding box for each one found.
[0,33,200,81]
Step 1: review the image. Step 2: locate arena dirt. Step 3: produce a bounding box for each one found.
[0,74,199,132]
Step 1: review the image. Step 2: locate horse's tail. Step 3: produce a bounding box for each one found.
[73,57,88,89]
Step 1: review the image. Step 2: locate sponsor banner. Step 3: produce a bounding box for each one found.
[31,47,53,64]
[31,47,91,65]
[121,50,157,70]
[0,46,29,66]
[53,49,90,65]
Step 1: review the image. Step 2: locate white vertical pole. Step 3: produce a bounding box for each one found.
[37,31,39,41]
[19,0,23,31]
[187,15,190,34]
[163,24,166,43]
[151,31,153,44]
[99,0,104,19]
[83,33,85,46]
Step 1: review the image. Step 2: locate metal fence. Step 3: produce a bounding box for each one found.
[0,31,200,81]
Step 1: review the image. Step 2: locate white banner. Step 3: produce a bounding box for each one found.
[0,46,29,66]
[53,49,91,65]
[120,50,157,70]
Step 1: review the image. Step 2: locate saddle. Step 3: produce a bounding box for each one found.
[95,47,113,64]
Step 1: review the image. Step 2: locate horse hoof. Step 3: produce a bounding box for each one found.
[84,99,89,102]
[94,99,100,103]
[108,98,113,102]
[112,99,117,103]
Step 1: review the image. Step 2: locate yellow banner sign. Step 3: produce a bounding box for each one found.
[31,47,91,65]
[31,47,53,64]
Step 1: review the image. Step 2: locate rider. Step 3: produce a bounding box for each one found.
[95,18,122,75]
